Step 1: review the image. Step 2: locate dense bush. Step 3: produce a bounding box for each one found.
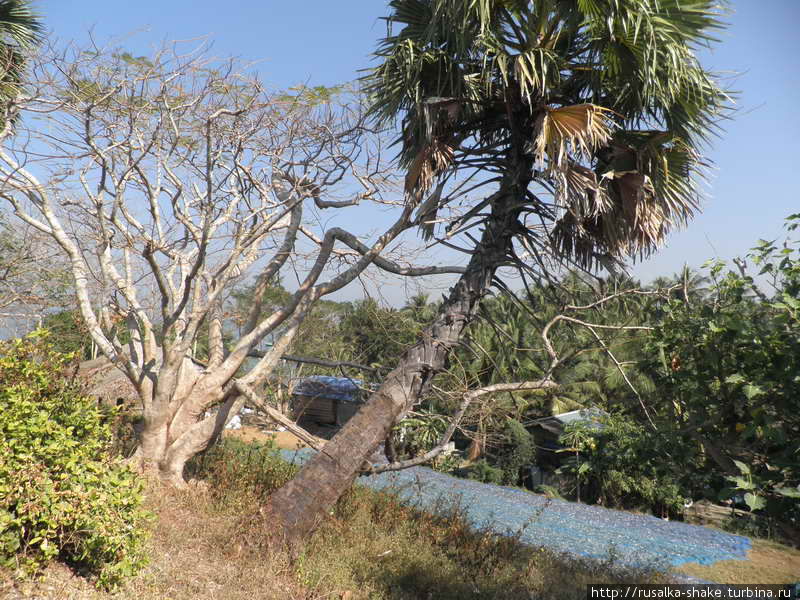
[463,419,536,486]
[494,419,536,485]
[557,415,686,516]
[0,332,149,588]
[466,459,506,485]
[187,437,299,504]
[644,215,800,521]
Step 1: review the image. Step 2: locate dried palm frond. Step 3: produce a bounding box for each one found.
[404,138,454,201]
[415,181,446,240]
[553,162,611,219]
[535,104,615,169]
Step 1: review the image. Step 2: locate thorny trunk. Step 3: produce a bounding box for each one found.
[263,155,532,548]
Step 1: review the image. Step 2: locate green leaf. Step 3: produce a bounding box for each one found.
[775,487,800,499]
[725,475,754,491]
[743,492,766,511]
[742,384,764,400]
[732,460,751,475]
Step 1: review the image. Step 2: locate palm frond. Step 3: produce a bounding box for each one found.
[365,0,730,265]
[0,0,42,47]
[536,104,615,168]
[515,47,561,104]
[0,0,42,105]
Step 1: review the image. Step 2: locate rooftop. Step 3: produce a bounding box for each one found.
[292,375,364,403]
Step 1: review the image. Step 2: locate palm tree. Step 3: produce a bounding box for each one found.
[0,0,41,107]
[265,0,728,545]
[672,264,710,304]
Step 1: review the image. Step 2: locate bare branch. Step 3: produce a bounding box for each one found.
[234,380,327,451]
[367,380,557,473]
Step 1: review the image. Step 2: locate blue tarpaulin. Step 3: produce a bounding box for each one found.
[279,448,751,574]
[292,376,362,403]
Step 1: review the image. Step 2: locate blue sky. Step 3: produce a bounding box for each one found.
[39,1,800,302]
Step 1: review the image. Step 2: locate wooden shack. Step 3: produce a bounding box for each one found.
[78,356,141,409]
[291,376,364,427]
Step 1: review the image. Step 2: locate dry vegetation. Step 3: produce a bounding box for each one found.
[3,437,797,600]
[677,541,800,585]
[0,438,663,600]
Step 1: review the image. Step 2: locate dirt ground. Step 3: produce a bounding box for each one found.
[677,539,800,584]
[223,425,310,450]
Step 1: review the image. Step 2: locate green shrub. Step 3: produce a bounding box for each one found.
[495,418,535,485]
[643,215,800,523]
[0,332,149,589]
[466,459,505,485]
[187,437,299,504]
[558,416,686,515]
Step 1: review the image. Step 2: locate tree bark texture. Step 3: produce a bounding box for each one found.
[263,157,531,547]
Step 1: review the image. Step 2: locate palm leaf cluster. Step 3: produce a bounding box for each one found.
[457,275,658,412]
[364,0,729,269]
[0,0,41,106]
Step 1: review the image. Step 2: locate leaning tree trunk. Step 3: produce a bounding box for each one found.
[263,159,530,547]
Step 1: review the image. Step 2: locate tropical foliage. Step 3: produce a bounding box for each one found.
[264,0,731,541]
[557,415,686,515]
[339,295,437,369]
[364,0,728,269]
[0,332,149,589]
[644,215,800,516]
[0,0,41,110]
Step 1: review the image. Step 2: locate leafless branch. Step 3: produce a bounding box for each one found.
[367,380,557,473]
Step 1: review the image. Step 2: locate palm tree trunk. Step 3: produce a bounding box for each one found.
[263,158,530,548]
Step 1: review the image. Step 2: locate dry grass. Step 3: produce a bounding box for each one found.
[224,426,310,450]
[8,438,796,600]
[296,486,668,600]
[677,539,800,585]
[1,485,309,600]
[190,439,668,599]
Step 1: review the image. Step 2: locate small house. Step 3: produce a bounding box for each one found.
[291,375,365,427]
[527,407,608,469]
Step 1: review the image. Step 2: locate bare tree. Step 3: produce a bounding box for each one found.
[0,41,462,484]
[0,214,72,334]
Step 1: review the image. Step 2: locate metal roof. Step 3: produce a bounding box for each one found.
[529,407,608,434]
[292,375,363,403]
[553,407,607,426]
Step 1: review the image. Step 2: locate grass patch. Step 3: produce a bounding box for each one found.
[1,438,682,599]
[192,439,667,599]
[677,539,800,585]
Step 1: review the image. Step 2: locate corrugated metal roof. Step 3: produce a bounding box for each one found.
[292,375,363,403]
[554,407,607,427]
[530,407,608,433]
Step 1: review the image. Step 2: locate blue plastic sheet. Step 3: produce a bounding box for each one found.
[292,376,362,402]
[279,448,751,570]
